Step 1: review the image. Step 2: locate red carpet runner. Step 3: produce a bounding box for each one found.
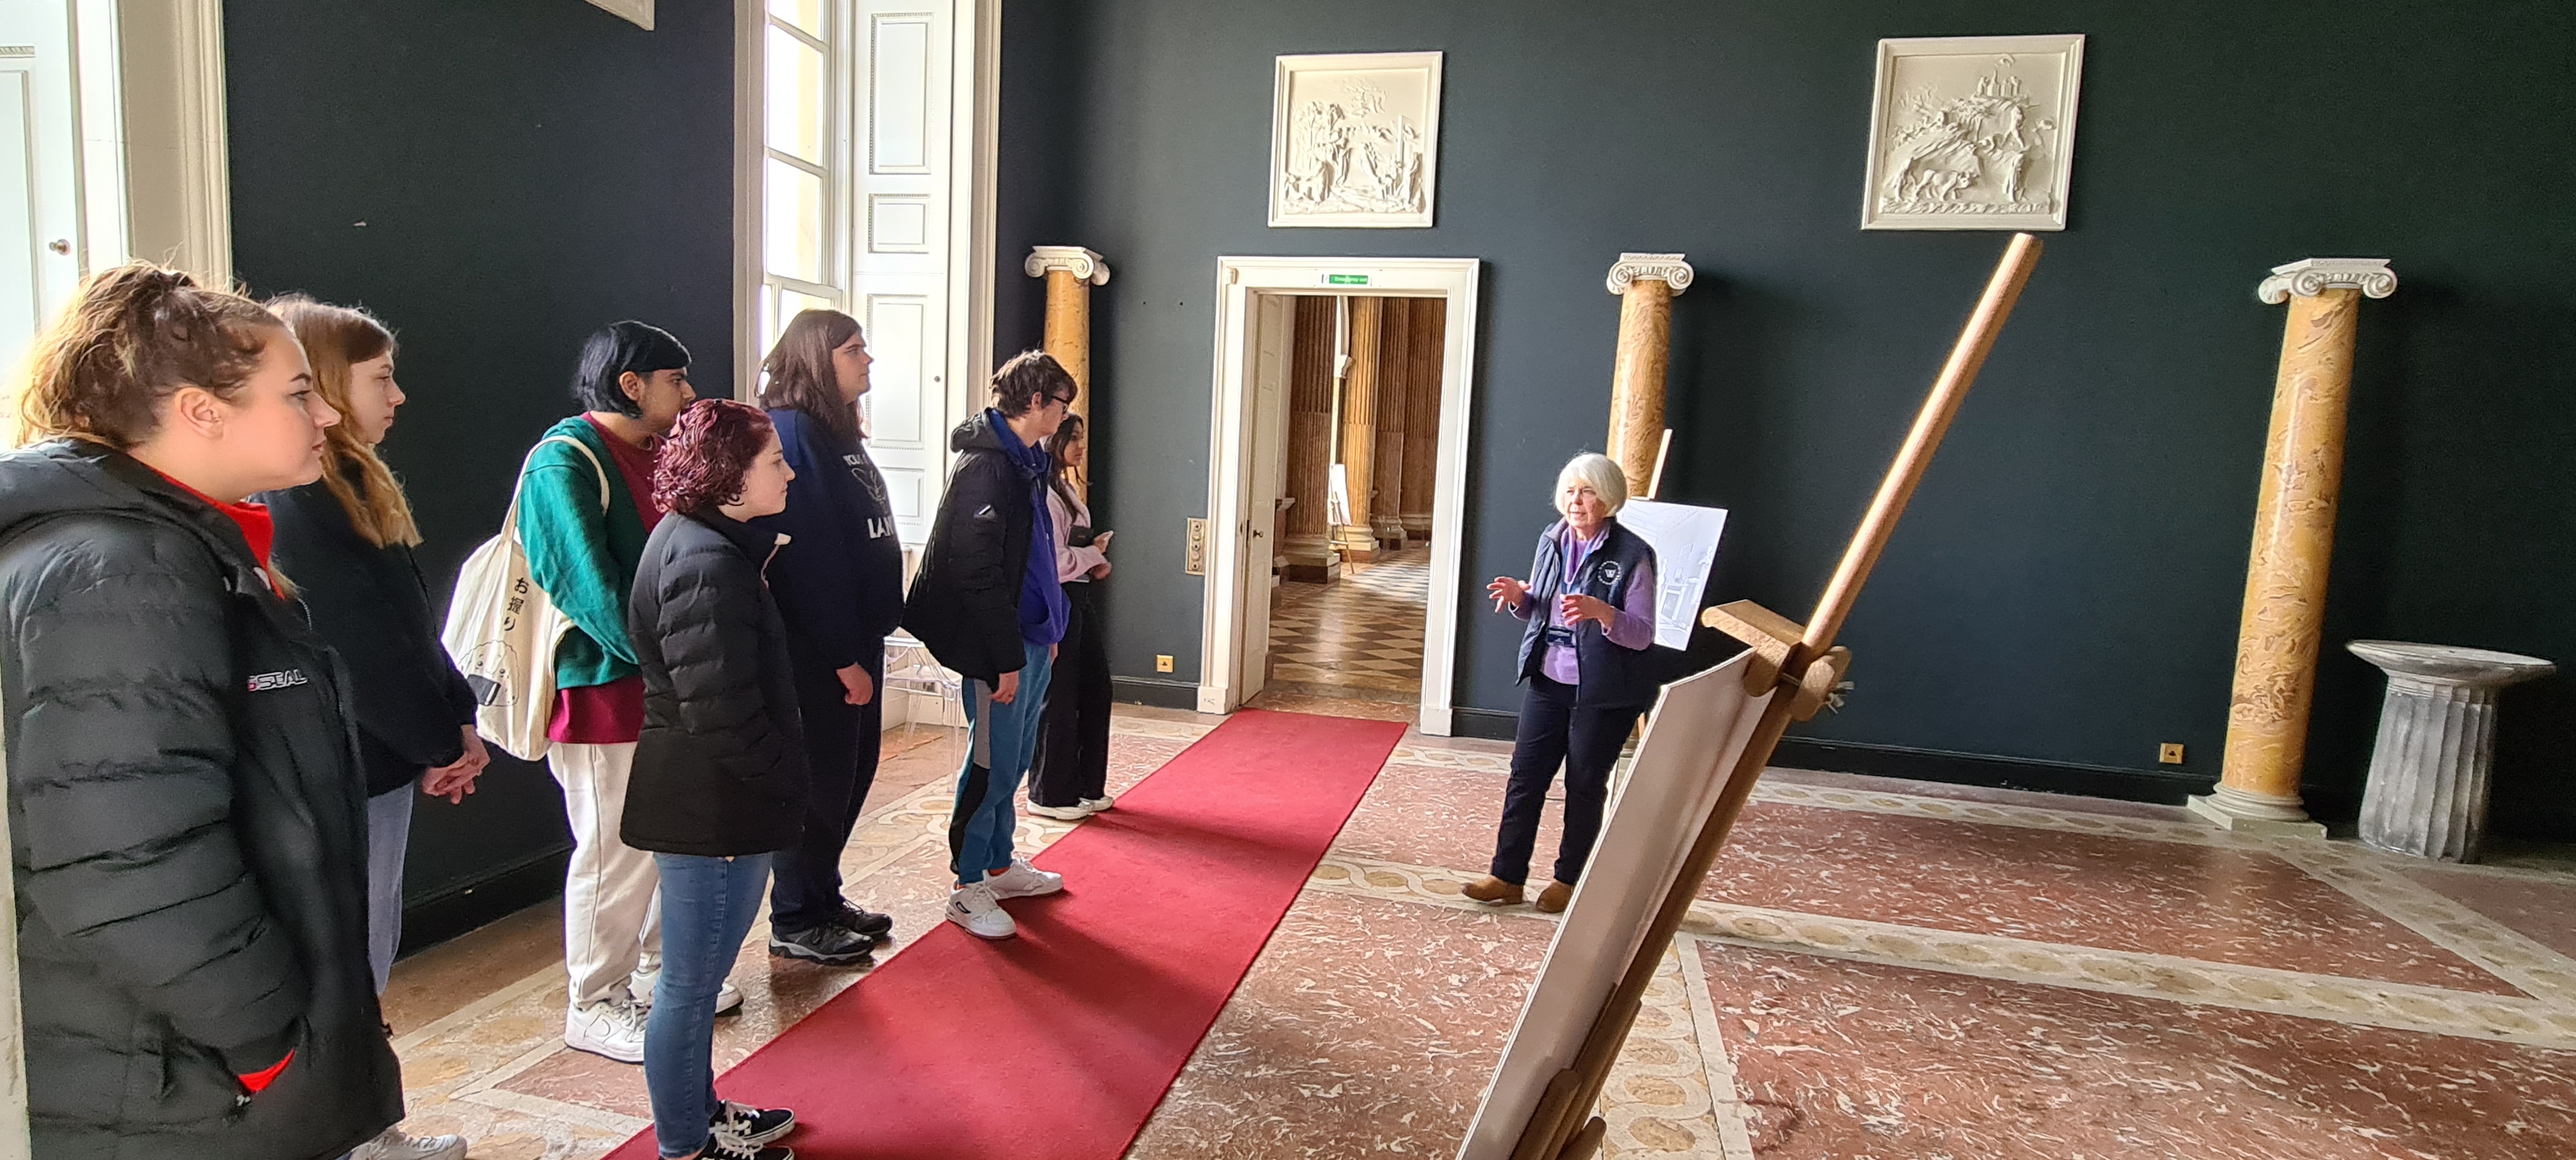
[607,708,1406,1159]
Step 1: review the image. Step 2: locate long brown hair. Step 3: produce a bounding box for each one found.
[756,309,861,445]
[1047,412,1086,512]
[268,296,421,547]
[13,263,281,447]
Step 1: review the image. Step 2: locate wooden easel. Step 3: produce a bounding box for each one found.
[1506,233,2043,1160]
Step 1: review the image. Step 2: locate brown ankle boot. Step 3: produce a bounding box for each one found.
[1535,880,1574,913]
[1462,875,1525,905]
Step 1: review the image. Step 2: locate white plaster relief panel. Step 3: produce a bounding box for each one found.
[1269,51,1442,229]
[1861,34,2083,231]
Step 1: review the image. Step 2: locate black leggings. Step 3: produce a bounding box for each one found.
[769,645,884,931]
[1030,581,1110,807]
[1487,676,1645,887]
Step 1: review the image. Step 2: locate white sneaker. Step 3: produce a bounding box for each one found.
[564,998,648,1064]
[632,975,744,1016]
[1077,795,1115,813]
[349,1126,469,1160]
[1028,802,1091,820]
[946,882,1017,939]
[983,857,1063,899]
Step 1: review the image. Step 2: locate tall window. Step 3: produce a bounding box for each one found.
[760,0,843,351]
[749,0,969,545]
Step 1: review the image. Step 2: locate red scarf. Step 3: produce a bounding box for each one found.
[153,469,284,597]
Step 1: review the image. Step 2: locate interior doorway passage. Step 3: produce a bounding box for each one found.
[1197,257,1481,733]
[1261,294,1445,708]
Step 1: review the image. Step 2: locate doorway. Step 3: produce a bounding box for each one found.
[1197,257,1480,735]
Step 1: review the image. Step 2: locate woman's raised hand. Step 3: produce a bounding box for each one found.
[1488,576,1529,612]
[1558,592,1616,629]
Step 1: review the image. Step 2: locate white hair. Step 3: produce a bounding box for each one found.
[1554,452,1629,515]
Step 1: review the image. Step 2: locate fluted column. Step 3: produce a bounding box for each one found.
[1370,299,1411,549]
[2348,642,2554,862]
[2189,259,2397,837]
[1024,245,1111,427]
[1400,298,1443,542]
[1337,296,1384,563]
[1283,296,1340,582]
[1605,253,1694,496]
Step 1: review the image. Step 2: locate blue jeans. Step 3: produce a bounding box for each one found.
[949,639,1054,886]
[365,786,415,993]
[645,852,771,1159]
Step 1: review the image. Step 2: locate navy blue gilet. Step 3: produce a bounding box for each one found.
[1515,517,1662,708]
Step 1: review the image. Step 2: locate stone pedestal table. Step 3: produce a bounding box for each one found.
[2347,640,2556,862]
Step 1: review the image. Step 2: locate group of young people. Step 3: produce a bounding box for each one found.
[0,263,1119,1160]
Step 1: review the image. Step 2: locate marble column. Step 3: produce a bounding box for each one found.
[1336,296,1384,563]
[1024,247,1112,490]
[1370,299,1411,549]
[2348,641,2556,862]
[2189,259,2397,837]
[1283,296,1340,582]
[1400,298,1444,543]
[1605,253,1694,496]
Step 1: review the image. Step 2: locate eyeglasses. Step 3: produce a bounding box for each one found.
[1047,392,1077,409]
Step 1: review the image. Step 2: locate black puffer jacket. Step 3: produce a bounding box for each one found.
[259,468,479,797]
[623,509,808,856]
[901,410,1036,685]
[0,441,402,1160]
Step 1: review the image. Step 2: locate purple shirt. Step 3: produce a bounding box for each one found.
[1512,523,1657,685]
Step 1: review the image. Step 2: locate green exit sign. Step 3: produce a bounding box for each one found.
[1324,273,1370,286]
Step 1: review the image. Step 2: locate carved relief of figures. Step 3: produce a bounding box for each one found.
[1271,52,1443,229]
[1862,35,2084,231]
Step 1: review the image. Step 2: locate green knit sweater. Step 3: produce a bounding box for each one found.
[516,417,650,691]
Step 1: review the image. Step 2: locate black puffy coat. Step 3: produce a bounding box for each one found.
[623,509,808,857]
[901,410,1036,685]
[259,468,479,797]
[0,441,402,1160]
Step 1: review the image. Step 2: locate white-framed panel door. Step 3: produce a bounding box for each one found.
[1234,291,1293,700]
[850,0,956,545]
[0,4,86,385]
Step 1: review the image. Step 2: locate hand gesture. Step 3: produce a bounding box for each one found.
[1087,560,1112,580]
[1092,530,1114,554]
[1558,593,1616,629]
[992,669,1021,705]
[1487,576,1529,613]
[422,728,491,804]
[837,662,875,706]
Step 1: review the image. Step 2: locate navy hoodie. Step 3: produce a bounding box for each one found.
[752,408,907,672]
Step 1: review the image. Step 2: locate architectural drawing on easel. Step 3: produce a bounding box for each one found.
[1269,52,1443,229]
[1861,34,2084,231]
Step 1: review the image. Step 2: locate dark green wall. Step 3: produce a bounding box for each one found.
[225,1,740,912]
[999,1,2576,834]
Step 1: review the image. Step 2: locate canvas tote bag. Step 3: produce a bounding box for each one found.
[441,434,609,761]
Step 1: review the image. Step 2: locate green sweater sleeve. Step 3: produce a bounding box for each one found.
[517,452,636,668]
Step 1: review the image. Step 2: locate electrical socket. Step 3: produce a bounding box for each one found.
[1184,518,1209,575]
[2158,742,2186,765]
[1155,654,1176,673]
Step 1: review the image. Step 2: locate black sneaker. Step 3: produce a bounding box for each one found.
[712,1099,797,1147]
[701,1132,792,1160]
[832,901,894,941]
[767,922,874,967]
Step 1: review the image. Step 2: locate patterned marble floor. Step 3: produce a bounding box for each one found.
[1266,546,1429,698]
[379,707,2576,1159]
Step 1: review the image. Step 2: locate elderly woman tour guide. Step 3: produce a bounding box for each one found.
[1463,452,1660,915]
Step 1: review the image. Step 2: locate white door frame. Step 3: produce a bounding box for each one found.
[1199,256,1481,735]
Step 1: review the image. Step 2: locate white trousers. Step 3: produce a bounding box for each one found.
[549,740,663,1007]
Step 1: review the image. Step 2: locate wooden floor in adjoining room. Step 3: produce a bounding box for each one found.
[383,704,2576,1159]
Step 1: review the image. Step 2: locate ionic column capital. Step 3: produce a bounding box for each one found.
[1025,245,1112,286]
[2257,258,2395,305]
[1605,252,1694,296]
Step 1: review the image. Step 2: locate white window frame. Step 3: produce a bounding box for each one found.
[735,0,996,429]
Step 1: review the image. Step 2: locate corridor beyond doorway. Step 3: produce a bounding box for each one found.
[1263,545,1430,704]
